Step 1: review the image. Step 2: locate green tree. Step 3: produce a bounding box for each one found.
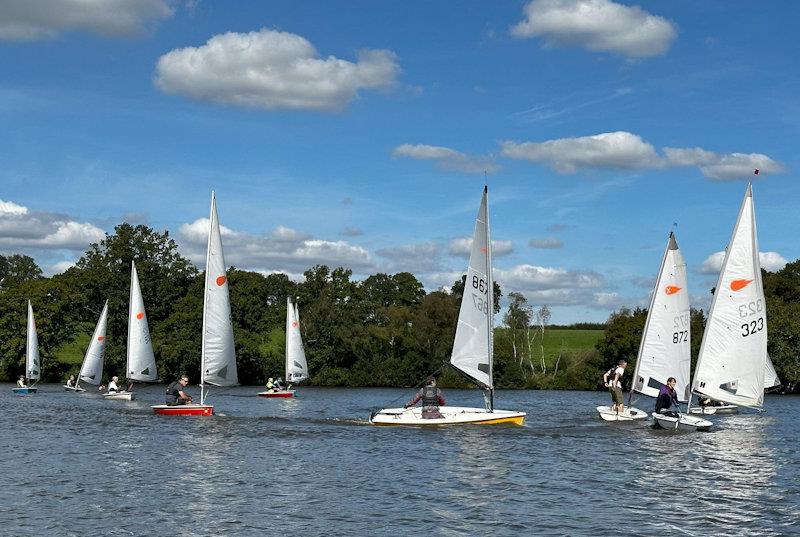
[0,254,44,291]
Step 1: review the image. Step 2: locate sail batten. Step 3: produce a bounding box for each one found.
[692,183,767,407]
[201,192,238,388]
[632,232,691,402]
[285,297,308,383]
[127,261,158,382]
[450,187,493,389]
[26,300,41,381]
[79,301,108,385]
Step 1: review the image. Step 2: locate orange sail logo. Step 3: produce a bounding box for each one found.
[665,286,682,295]
[216,275,227,286]
[730,279,753,291]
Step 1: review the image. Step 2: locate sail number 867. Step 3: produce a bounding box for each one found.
[741,317,764,337]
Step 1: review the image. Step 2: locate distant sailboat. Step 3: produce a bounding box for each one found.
[689,183,768,416]
[258,297,308,398]
[370,186,526,426]
[153,191,237,416]
[65,301,108,393]
[13,301,41,395]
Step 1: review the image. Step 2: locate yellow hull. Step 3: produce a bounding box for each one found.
[370,408,526,427]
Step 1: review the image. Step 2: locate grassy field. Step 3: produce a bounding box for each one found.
[53,325,92,366]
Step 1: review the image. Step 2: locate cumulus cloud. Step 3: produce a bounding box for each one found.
[500,131,784,180]
[178,219,374,274]
[699,250,788,274]
[495,264,614,308]
[376,243,445,273]
[510,0,676,58]
[448,237,514,258]
[0,0,172,41]
[0,199,105,250]
[50,260,76,274]
[501,131,660,173]
[529,238,563,249]
[393,144,500,174]
[155,28,400,112]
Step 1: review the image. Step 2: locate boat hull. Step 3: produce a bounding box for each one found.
[152,404,214,416]
[688,405,738,415]
[64,385,86,392]
[369,406,525,426]
[652,412,712,431]
[12,387,37,395]
[104,391,134,401]
[257,390,295,398]
[596,405,648,421]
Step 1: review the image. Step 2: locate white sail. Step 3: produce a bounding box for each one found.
[26,300,41,381]
[201,192,237,387]
[450,186,493,389]
[285,297,308,383]
[693,184,767,408]
[632,232,691,402]
[764,354,780,388]
[79,301,108,385]
[127,261,158,382]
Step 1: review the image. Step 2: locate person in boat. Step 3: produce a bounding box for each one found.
[266,377,275,391]
[17,375,26,387]
[404,376,445,419]
[603,360,627,413]
[107,376,120,394]
[274,377,284,391]
[165,375,193,406]
[655,377,680,417]
[66,375,75,388]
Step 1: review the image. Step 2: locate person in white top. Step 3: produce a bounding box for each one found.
[17,375,26,388]
[107,376,120,393]
[603,359,628,413]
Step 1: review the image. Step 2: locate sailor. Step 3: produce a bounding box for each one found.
[107,376,120,393]
[274,377,284,390]
[17,375,26,387]
[603,359,628,413]
[165,375,192,406]
[266,377,275,391]
[404,376,445,419]
[655,377,680,417]
[66,375,75,388]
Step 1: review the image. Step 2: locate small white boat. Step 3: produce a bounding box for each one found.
[68,301,109,394]
[688,404,738,415]
[652,412,712,431]
[63,385,86,392]
[596,405,648,421]
[371,406,525,426]
[104,391,134,401]
[14,301,42,395]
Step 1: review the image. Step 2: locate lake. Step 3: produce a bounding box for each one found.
[1,385,797,536]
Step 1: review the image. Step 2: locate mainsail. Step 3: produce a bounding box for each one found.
[450,186,493,390]
[692,184,767,408]
[286,297,308,383]
[127,261,158,382]
[26,300,41,381]
[200,192,237,388]
[632,232,691,402]
[79,301,108,385]
[765,354,780,389]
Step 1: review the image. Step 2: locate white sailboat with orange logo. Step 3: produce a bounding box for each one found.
[65,301,108,393]
[258,296,308,398]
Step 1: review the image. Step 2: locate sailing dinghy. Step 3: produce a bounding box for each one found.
[153,192,237,416]
[65,301,108,393]
[258,297,308,398]
[685,184,769,421]
[13,301,41,395]
[370,186,526,426]
[690,354,779,414]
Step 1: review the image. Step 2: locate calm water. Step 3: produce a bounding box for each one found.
[1,384,798,536]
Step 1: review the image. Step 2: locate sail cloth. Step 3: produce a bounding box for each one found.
[632,232,691,402]
[201,192,238,387]
[450,187,493,389]
[26,300,41,381]
[79,301,108,385]
[765,355,780,388]
[127,261,158,382]
[693,184,767,408]
[285,297,308,383]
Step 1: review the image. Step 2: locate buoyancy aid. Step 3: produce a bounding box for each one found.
[421,385,440,407]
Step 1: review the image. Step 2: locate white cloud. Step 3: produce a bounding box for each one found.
[179,219,374,274]
[376,243,445,273]
[50,260,76,274]
[448,237,514,258]
[663,148,784,180]
[393,144,500,174]
[510,0,677,58]
[0,199,105,250]
[0,0,172,41]
[529,237,563,249]
[699,250,788,274]
[501,131,660,173]
[495,264,613,308]
[155,28,400,112]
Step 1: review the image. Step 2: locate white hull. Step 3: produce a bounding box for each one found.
[369,406,525,426]
[652,412,712,431]
[104,391,134,401]
[688,405,739,415]
[63,385,86,392]
[596,405,648,421]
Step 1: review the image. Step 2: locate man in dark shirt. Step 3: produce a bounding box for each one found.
[404,376,445,419]
[165,375,192,406]
[655,377,679,416]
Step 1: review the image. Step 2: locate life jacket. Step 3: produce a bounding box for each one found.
[421,385,440,407]
[165,381,181,398]
[604,367,622,386]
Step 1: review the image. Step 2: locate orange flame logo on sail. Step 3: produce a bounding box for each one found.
[665,286,682,295]
[730,279,753,291]
[97,336,105,342]
[216,275,227,286]
[292,321,299,328]
[136,312,144,320]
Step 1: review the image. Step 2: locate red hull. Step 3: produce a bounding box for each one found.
[152,405,214,416]
[257,390,295,398]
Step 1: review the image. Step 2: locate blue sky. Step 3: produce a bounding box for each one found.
[0,0,798,323]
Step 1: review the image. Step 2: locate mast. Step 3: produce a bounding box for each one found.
[200,191,215,406]
[127,261,134,386]
[485,184,494,412]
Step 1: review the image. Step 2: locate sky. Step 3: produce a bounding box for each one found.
[0,0,798,324]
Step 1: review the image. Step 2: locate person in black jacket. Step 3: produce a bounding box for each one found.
[404,376,445,419]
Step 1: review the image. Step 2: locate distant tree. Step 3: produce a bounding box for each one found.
[0,254,44,291]
[503,292,532,368]
[451,275,502,314]
[595,307,647,388]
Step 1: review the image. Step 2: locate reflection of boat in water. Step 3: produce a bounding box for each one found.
[371,186,525,426]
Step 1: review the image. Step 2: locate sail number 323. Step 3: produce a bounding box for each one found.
[738,299,764,337]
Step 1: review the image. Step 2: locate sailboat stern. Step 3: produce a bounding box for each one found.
[152,404,214,416]
[369,406,526,426]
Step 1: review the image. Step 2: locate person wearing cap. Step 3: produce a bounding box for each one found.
[107,376,120,394]
[165,375,192,406]
[404,376,446,419]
